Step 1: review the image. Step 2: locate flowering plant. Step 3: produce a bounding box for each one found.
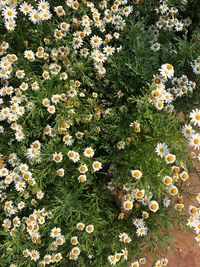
[0,1,199,266]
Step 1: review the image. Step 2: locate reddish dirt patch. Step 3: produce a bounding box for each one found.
[142,217,200,267]
[166,231,200,267]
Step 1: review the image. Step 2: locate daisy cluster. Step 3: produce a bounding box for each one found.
[0,0,52,31]
[24,207,49,246]
[53,146,102,183]
[21,222,94,264]
[23,227,65,263]
[108,169,160,215]
[187,195,200,245]
[149,63,196,112]
[191,56,200,75]
[182,109,200,158]
[181,57,200,245]
[0,152,47,244]
[0,45,31,141]
[155,0,191,32]
[153,258,168,267]
[108,247,129,266]
[155,143,190,212]
[68,222,94,261]
[105,141,190,265]
[8,0,134,80]
[0,2,135,264]
[150,0,191,51]
[0,0,135,110]
[0,1,136,143]
[129,258,147,267]
[108,233,147,266]
[107,171,158,236]
[26,140,42,162]
[51,1,133,77]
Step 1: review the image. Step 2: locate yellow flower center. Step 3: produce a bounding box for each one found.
[34,14,39,19]
[191,208,197,214]
[194,139,199,145]
[137,192,143,198]
[171,188,177,194]
[7,11,13,16]
[167,155,174,162]
[195,114,200,120]
[165,177,171,184]
[94,163,100,168]
[167,64,173,70]
[124,202,132,210]
[151,204,157,210]
[134,171,140,177]
[182,173,188,179]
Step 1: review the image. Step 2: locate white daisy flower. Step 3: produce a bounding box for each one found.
[15,181,26,192]
[187,216,196,227]
[108,255,117,266]
[79,164,88,174]
[50,227,61,238]
[155,143,169,157]
[71,246,81,256]
[47,105,56,114]
[136,226,148,237]
[194,222,200,234]
[192,64,200,75]
[37,0,50,11]
[53,152,63,163]
[103,45,115,56]
[132,218,145,227]
[57,168,65,177]
[148,200,159,212]
[92,161,102,171]
[86,224,94,233]
[29,10,41,24]
[30,250,40,262]
[159,63,174,79]
[15,70,25,79]
[123,200,133,211]
[2,7,17,20]
[90,35,103,48]
[76,222,85,231]
[19,2,33,15]
[182,124,195,139]
[165,153,176,164]
[78,174,87,183]
[0,167,9,177]
[24,50,35,61]
[169,185,178,196]
[130,261,139,267]
[189,109,200,127]
[83,147,94,158]
[131,169,142,180]
[189,133,200,149]
[56,235,65,245]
